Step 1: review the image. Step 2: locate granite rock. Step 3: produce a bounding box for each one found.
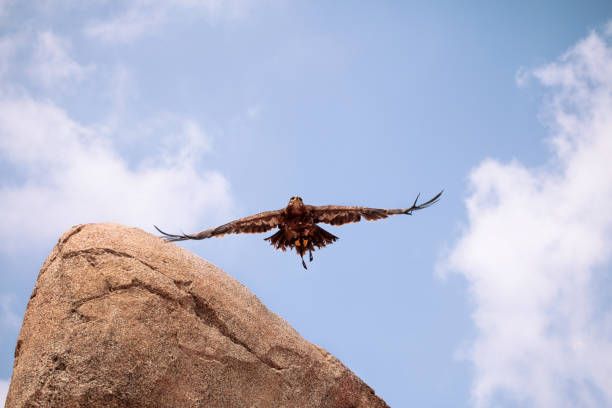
[6,223,388,407]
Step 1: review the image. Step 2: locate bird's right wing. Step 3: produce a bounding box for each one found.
[310,191,443,226]
[155,209,284,242]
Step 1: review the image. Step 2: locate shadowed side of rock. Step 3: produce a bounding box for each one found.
[6,223,388,408]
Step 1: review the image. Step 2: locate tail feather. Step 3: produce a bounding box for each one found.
[264,229,289,251]
[264,226,338,268]
[311,226,338,248]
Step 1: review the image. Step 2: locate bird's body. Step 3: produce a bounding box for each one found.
[155,191,442,269]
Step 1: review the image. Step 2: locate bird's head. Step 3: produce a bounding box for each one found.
[289,196,303,204]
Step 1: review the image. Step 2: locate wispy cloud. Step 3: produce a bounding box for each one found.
[442,26,612,407]
[85,0,256,43]
[27,31,90,89]
[0,34,19,80]
[84,2,166,44]
[0,95,233,252]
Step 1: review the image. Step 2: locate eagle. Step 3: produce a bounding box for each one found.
[155,191,442,269]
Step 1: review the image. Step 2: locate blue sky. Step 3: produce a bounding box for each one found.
[1,1,612,407]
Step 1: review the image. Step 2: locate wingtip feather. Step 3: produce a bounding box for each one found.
[153,225,190,242]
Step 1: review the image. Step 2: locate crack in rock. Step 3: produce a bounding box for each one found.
[188,291,286,372]
[63,248,159,274]
[38,225,85,279]
[70,269,287,373]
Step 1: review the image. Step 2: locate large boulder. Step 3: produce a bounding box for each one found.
[6,223,388,407]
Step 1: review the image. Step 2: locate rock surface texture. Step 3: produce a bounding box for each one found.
[7,223,388,408]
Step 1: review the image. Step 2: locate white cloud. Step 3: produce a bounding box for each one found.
[442,27,612,407]
[27,31,89,89]
[85,0,256,43]
[0,95,233,252]
[0,379,9,408]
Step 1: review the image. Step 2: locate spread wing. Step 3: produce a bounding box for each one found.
[155,209,284,242]
[311,191,443,226]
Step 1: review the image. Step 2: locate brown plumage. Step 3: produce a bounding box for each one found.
[155,191,442,269]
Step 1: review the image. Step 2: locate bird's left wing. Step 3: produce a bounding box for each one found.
[311,191,443,226]
[155,209,284,242]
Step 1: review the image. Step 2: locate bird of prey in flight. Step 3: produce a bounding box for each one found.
[155,191,442,269]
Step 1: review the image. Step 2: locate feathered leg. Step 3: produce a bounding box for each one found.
[309,249,313,262]
[301,254,307,269]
